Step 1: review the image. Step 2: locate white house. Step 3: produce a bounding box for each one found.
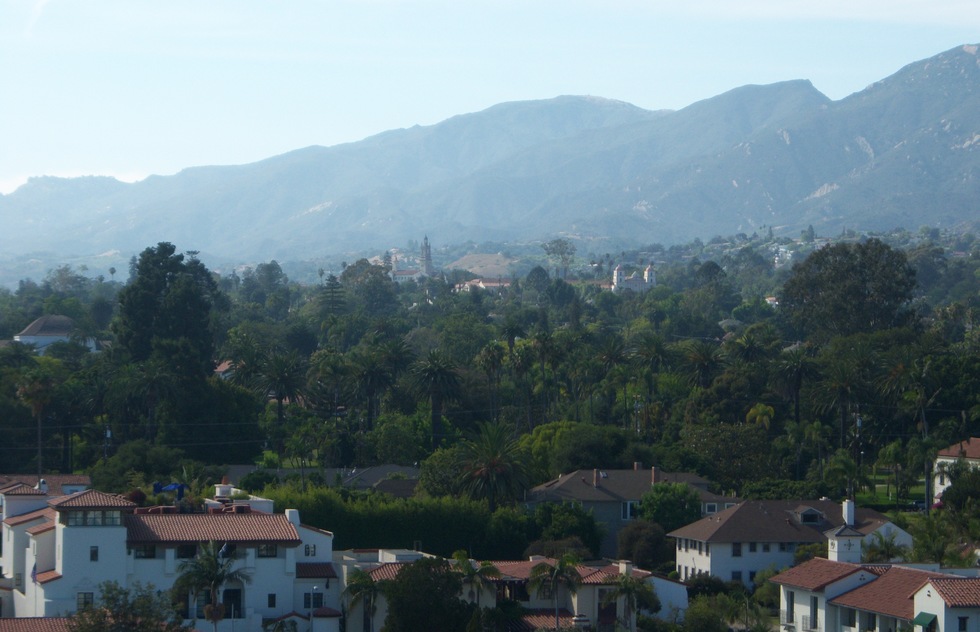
[0,484,342,631]
[612,265,656,294]
[12,316,97,355]
[913,576,980,632]
[668,499,912,586]
[934,437,980,502]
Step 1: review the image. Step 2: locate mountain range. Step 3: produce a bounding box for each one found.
[2,44,979,273]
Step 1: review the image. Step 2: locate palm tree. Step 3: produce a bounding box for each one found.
[745,403,775,432]
[255,348,309,461]
[678,339,722,389]
[344,568,383,632]
[410,350,462,448]
[457,422,528,512]
[862,529,909,563]
[770,344,818,426]
[173,541,252,632]
[602,573,660,632]
[529,554,582,632]
[17,366,56,480]
[452,550,500,606]
[476,342,505,422]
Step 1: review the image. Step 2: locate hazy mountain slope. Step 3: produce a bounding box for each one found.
[1,45,978,264]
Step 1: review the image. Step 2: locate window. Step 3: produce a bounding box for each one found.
[959,616,968,631]
[865,612,876,629]
[762,543,771,552]
[304,592,324,609]
[268,594,276,608]
[705,543,710,555]
[749,571,757,582]
[749,542,757,553]
[621,501,638,520]
[133,545,156,559]
[67,512,84,526]
[77,592,95,610]
[104,511,121,526]
[223,588,243,619]
[779,542,788,552]
[84,511,103,526]
[195,592,211,619]
[177,544,197,559]
[257,544,277,558]
[90,546,99,561]
[732,571,742,581]
[800,511,819,524]
[705,503,717,514]
[841,608,856,627]
[732,542,742,557]
[810,596,818,628]
[697,541,702,554]
[786,590,795,623]
[304,544,317,557]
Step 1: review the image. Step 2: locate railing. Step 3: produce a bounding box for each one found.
[801,614,818,630]
[780,610,796,625]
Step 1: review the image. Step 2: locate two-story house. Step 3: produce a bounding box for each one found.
[526,464,737,557]
[668,499,911,586]
[934,437,980,503]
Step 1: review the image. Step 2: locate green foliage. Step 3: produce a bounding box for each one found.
[380,557,473,632]
[639,483,702,533]
[682,595,729,632]
[68,580,191,632]
[617,520,672,570]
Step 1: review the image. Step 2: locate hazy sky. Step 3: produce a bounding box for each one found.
[2,0,979,194]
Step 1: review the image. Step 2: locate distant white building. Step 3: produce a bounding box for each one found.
[12,315,98,355]
[612,265,656,294]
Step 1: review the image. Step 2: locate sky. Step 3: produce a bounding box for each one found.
[2,1,979,194]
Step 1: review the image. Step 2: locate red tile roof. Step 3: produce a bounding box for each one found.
[0,483,47,496]
[297,562,338,579]
[770,557,863,590]
[313,606,343,618]
[928,577,980,608]
[938,438,980,460]
[48,489,136,510]
[26,522,55,536]
[36,570,62,584]
[831,566,947,620]
[126,512,300,544]
[513,609,575,631]
[368,562,407,581]
[4,507,56,527]
[0,618,71,632]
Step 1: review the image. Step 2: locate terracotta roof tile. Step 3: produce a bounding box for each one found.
[4,507,56,527]
[1,483,47,496]
[928,577,980,608]
[512,609,575,631]
[831,566,948,620]
[126,512,300,544]
[938,438,980,460]
[0,618,71,632]
[297,562,338,579]
[368,562,407,581]
[770,557,863,590]
[313,606,343,618]
[36,570,62,584]
[48,489,136,510]
[26,522,55,536]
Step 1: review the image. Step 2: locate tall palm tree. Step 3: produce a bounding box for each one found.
[602,573,660,632]
[17,366,56,480]
[255,348,309,461]
[529,554,582,632]
[344,568,383,632]
[770,344,818,426]
[173,541,252,632]
[457,422,528,512]
[476,342,505,422]
[410,350,462,448]
[678,339,722,389]
[452,550,500,606]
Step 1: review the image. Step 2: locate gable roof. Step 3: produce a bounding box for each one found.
[0,482,47,496]
[0,474,91,497]
[937,437,980,460]
[528,467,714,504]
[48,489,136,510]
[125,512,301,545]
[15,315,74,338]
[831,565,948,620]
[668,499,892,543]
[927,577,980,608]
[770,557,864,591]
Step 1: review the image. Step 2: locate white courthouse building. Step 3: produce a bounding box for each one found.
[0,480,341,631]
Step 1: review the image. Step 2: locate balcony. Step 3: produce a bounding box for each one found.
[801,614,818,630]
[780,610,796,626]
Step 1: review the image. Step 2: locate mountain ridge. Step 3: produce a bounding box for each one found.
[2,44,978,267]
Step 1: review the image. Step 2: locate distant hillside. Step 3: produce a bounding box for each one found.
[2,44,978,273]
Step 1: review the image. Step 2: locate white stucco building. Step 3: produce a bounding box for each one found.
[0,482,341,631]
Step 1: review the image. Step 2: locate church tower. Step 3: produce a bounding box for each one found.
[421,236,434,276]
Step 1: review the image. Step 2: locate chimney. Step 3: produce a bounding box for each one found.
[593,469,599,487]
[651,466,658,485]
[618,560,633,576]
[285,508,301,526]
[843,499,855,526]
[633,461,642,471]
[35,478,48,494]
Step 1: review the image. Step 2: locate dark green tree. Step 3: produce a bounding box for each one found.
[69,580,191,632]
[457,422,528,512]
[639,482,702,532]
[381,557,472,632]
[410,350,462,448]
[779,239,916,340]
